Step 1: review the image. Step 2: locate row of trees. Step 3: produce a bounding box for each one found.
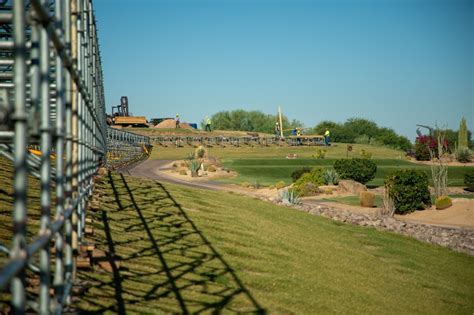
[204,110,471,153]
[203,110,302,134]
[312,118,412,151]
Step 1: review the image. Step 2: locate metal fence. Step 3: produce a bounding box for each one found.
[151,135,326,147]
[0,0,151,313]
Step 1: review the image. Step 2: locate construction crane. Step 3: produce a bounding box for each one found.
[106,96,148,127]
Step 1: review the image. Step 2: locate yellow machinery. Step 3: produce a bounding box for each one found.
[107,96,148,127]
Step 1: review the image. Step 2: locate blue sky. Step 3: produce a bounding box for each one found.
[94,0,473,139]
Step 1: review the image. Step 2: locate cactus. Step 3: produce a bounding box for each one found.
[195,145,207,159]
[279,189,301,205]
[188,159,201,177]
[323,169,339,185]
[275,181,286,189]
[458,117,468,149]
[435,195,452,210]
[359,191,375,207]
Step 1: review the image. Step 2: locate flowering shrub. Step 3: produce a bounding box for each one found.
[415,135,448,161]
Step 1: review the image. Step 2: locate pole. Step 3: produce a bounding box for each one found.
[278,106,283,138]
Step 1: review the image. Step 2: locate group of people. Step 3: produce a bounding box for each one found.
[174,114,213,132]
[174,115,330,144]
[274,121,331,145]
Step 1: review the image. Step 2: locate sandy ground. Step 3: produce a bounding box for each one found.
[129,159,474,230]
[408,157,474,167]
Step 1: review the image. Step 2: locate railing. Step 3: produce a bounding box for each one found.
[150,135,326,147]
[0,0,151,313]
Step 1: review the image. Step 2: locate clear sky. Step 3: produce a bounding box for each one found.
[94,0,473,140]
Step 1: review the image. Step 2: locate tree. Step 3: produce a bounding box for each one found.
[209,110,302,134]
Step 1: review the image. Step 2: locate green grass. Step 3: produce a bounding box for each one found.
[74,172,474,313]
[150,142,406,160]
[219,158,474,187]
[321,195,384,207]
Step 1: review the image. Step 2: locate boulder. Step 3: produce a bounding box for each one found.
[338,180,367,194]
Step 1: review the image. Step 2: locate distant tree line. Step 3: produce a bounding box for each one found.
[204,110,303,134]
[312,118,413,151]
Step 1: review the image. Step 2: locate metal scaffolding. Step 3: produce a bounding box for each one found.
[0,0,151,312]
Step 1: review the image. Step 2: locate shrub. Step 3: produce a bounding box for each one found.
[354,134,370,144]
[293,168,325,196]
[291,167,311,182]
[241,181,251,188]
[315,149,326,159]
[435,196,452,210]
[333,158,377,184]
[384,169,431,214]
[455,147,472,163]
[359,149,372,159]
[465,170,474,192]
[415,135,449,161]
[323,169,339,185]
[179,169,187,175]
[275,181,286,189]
[207,165,217,172]
[359,191,375,207]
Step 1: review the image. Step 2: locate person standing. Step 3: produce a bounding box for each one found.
[274,121,280,137]
[175,114,180,128]
[205,116,212,132]
[324,128,331,146]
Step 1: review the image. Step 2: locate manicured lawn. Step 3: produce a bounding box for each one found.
[73,172,474,313]
[150,142,406,160]
[220,158,474,187]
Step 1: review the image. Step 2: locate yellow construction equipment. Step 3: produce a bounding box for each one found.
[106,96,148,127]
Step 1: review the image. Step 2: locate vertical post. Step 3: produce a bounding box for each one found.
[39,0,52,311]
[70,0,79,279]
[11,0,27,313]
[64,0,74,299]
[54,0,66,309]
[278,106,283,138]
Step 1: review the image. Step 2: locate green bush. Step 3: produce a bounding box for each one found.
[414,141,430,161]
[465,170,474,192]
[291,167,311,182]
[384,169,431,214]
[315,149,326,159]
[333,158,377,184]
[293,168,325,196]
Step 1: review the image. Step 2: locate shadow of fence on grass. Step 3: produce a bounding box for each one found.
[76,172,265,314]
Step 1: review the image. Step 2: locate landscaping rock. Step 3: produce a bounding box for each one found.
[338,180,367,194]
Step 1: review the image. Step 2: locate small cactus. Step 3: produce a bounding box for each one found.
[359,191,375,207]
[435,195,452,210]
[195,145,207,159]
